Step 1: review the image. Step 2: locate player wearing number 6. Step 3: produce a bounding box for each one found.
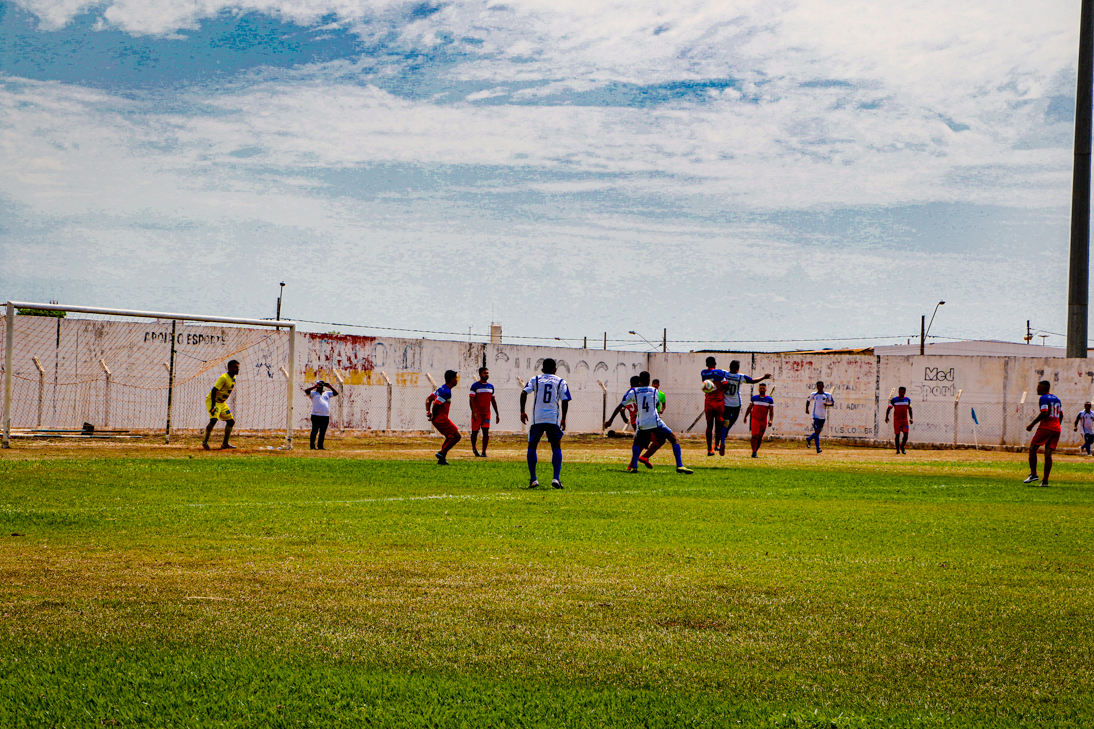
[520,359,571,489]
[622,371,692,475]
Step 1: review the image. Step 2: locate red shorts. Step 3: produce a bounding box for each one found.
[433,417,459,438]
[1030,428,1060,450]
[471,412,491,431]
[705,402,725,419]
[893,419,909,435]
[750,422,767,437]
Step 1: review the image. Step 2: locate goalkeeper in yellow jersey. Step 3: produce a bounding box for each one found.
[202,359,240,450]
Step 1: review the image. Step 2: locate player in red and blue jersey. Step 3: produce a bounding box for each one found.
[885,387,914,454]
[744,383,775,458]
[469,367,500,457]
[1024,380,1062,486]
[701,356,728,456]
[426,369,462,466]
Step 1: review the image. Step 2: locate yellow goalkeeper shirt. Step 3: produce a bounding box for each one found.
[211,373,235,403]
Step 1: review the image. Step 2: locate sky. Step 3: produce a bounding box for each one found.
[0,0,1084,351]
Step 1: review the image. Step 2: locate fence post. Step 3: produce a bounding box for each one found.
[33,356,45,428]
[953,389,962,447]
[598,379,608,431]
[381,371,392,431]
[517,377,526,434]
[334,369,346,432]
[3,302,13,448]
[164,320,177,444]
[99,358,112,428]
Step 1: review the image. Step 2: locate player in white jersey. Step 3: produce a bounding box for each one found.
[620,371,692,474]
[717,360,771,454]
[520,358,571,489]
[805,381,835,453]
[1075,402,1094,455]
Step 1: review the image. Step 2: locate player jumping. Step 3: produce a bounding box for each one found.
[621,371,692,474]
[701,357,728,456]
[885,386,913,454]
[717,361,771,454]
[805,381,834,453]
[426,370,462,466]
[1024,380,1062,487]
[744,382,774,457]
[520,358,571,489]
[469,367,500,457]
[1075,402,1094,456]
[202,359,239,450]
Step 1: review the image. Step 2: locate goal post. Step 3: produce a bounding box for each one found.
[2,301,296,449]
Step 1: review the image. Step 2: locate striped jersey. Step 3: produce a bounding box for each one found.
[469,381,495,415]
[523,374,571,426]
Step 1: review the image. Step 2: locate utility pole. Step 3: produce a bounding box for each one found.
[1067,0,1094,358]
[920,315,926,356]
[276,282,286,330]
[663,328,667,353]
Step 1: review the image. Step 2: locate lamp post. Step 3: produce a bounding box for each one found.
[920,300,945,355]
[628,330,658,352]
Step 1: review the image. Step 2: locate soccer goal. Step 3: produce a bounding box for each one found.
[2,302,297,448]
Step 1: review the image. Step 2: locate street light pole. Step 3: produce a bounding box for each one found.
[628,330,658,352]
[276,282,286,329]
[921,301,945,355]
[1068,0,1094,358]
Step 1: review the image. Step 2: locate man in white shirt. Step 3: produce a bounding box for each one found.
[304,380,339,450]
[520,358,571,489]
[1075,402,1094,455]
[805,381,835,453]
[620,371,692,474]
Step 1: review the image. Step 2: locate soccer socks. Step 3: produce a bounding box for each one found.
[551,445,563,481]
[527,445,538,481]
[629,443,641,470]
[671,443,683,468]
[750,435,761,453]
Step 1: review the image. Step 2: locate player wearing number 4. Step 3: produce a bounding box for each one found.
[521,359,571,489]
[621,371,692,474]
[1025,380,1062,487]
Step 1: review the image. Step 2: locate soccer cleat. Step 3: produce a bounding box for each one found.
[201,443,210,451]
[529,479,539,489]
[472,450,481,457]
[816,448,822,454]
[437,457,450,466]
[719,444,725,456]
[707,450,715,457]
[676,467,694,475]
[626,466,639,473]
[901,448,907,455]
[552,479,564,489]
[1022,474,1039,484]
[1040,480,1050,487]
[751,452,757,458]
[220,444,236,450]
[638,456,653,470]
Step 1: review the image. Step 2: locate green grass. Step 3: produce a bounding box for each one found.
[1,453,1092,726]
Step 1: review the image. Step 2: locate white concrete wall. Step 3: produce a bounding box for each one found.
[6,313,1094,449]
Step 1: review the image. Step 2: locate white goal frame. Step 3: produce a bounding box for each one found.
[3,301,297,449]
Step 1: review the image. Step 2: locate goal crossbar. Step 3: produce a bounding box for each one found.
[3,301,297,449]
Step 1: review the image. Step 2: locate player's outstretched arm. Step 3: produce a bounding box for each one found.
[604,402,625,428]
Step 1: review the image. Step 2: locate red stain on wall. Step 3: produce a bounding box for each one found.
[304,332,377,373]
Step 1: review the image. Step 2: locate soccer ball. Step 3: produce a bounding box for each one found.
[701,380,717,394]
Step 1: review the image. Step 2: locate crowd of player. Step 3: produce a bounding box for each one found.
[198,357,1082,487]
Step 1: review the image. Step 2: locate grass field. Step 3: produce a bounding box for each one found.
[1,434,1092,727]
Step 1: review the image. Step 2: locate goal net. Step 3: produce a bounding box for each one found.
[2,302,296,448]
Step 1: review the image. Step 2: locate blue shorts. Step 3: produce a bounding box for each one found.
[812,418,827,433]
[528,423,564,446]
[722,406,742,430]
